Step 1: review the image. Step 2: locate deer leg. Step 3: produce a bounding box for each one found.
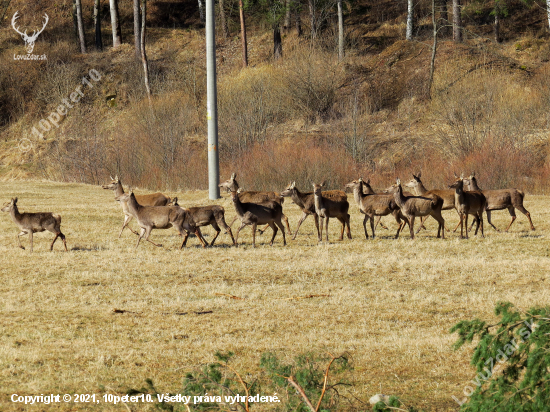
[195,228,208,248]
[337,217,345,241]
[293,212,309,240]
[276,219,286,246]
[258,224,270,235]
[464,214,469,239]
[318,217,324,242]
[363,215,369,239]
[268,222,278,246]
[135,227,145,249]
[217,217,236,245]
[393,212,402,239]
[325,217,330,242]
[28,231,34,252]
[515,205,535,230]
[119,214,138,237]
[181,230,190,247]
[229,215,239,228]
[17,231,26,249]
[370,215,375,239]
[252,222,257,247]
[346,214,352,239]
[50,233,59,251]
[409,215,415,239]
[235,222,247,246]
[479,212,484,237]
[483,210,499,232]
[282,213,292,236]
[433,212,445,239]
[143,227,163,248]
[210,222,221,246]
[453,217,462,233]
[375,216,389,230]
[415,215,429,234]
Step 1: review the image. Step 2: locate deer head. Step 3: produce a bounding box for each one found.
[12,11,49,54]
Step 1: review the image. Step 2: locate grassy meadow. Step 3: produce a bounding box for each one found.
[1,180,549,411]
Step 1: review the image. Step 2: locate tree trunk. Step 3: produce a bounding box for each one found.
[72,0,79,47]
[110,0,122,47]
[239,0,248,68]
[219,0,229,38]
[337,0,344,60]
[295,4,302,36]
[428,0,438,99]
[141,0,152,103]
[439,0,449,36]
[452,0,462,42]
[75,0,87,53]
[94,0,103,50]
[308,0,316,41]
[406,0,413,40]
[284,0,291,32]
[134,0,141,58]
[273,23,282,60]
[494,10,501,43]
[547,0,550,33]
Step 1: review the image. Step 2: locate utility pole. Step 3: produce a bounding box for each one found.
[206,0,220,199]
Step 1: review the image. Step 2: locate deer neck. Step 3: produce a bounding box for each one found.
[314,190,325,214]
[416,181,428,195]
[126,194,142,216]
[469,179,481,191]
[361,181,375,195]
[232,195,245,217]
[10,204,22,223]
[453,184,465,205]
[114,182,125,197]
[290,188,307,210]
[353,185,366,206]
[392,186,407,209]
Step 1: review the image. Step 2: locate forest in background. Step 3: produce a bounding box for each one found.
[1,0,550,193]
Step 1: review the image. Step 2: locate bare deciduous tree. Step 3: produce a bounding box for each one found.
[452,0,462,42]
[134,0,141,58]
[75,0,87,53]
[94,0,103,50]
[110,0,122,47]
[239,0,248,67]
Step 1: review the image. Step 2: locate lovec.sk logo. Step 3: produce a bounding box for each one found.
[12,11,48,60]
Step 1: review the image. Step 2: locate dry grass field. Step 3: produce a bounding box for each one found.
[1,180,549,411]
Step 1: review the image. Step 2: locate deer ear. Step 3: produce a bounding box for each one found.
[417,171,421,178]
[358,177,363,182]
[291,181,296,188]
[454,172,458,178]
[231,173,236,180]
[13,197,17,204]
[473,171,476,177]
[460,173,464,179]
[321,181,326,187]
[366,178,370,184]
[396,177,401,185]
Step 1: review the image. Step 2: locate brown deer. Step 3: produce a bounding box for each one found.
[1,198,67,252]
[115,191,207,249]
[385,178,445,239]
[404,172,459,233]
[102,175,172,237]
[312,182,352,242]
[463,172,535,232]
[280,181,348,241]
[230,190,286,247]
[345,178,409,239]
[218,173,292,235]
[448,175,486,239]
[170,197,235,246]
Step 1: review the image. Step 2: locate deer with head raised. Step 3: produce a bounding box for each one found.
[12,12,49,54]
[170,197,235,246]
[404,172,460,233]
[218,173,292,235]
[1,197,67,252]
[385,178,445,239]
[345,178,409,239]
[312,181,352,242]
[230,190,286,247]
[280,181,348,241]
[102,175,172,237]
[448,174,486,239]
[463,172,535,232]
[115,190,207,249]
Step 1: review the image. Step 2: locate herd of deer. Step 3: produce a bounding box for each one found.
[1,172,535,251]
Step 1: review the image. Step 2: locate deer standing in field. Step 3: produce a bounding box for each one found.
[404,172,460,233]
[312,181,352,242]
[280,181,348,241]
[230,190,286,247]
[448,175,486,239]
[218,173,292,235]
[385,178,445,239]
[1,198,67,252]
[170,197,235,246]
[115,191,207,249]
[463,172,535,232]
[102,176,172,237]
[345,178,409,239]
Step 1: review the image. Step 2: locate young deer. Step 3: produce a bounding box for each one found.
[404,172,459,233]
[280,181,348,241]
[218,173,292,235]
[102,175,171,237]
[171,197,235,246]
[345,178,408,239]
[463,172,535,232]
[312,182,352,242]
[1,198,67,252]
[116,191,207,249]
[230,190,286,247]
[448,175,486,239]
[385,178,445,239]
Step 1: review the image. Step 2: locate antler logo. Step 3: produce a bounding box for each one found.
[12,11,49,54]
